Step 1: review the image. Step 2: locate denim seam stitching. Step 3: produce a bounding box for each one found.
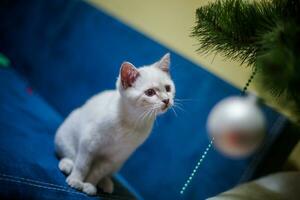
[0,173,134,200]
[0,173,70,189]
[0,176,85,196]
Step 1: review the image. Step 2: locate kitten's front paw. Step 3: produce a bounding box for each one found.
[83,183,97,196]
[59,158,74,175]
[66,177,83,190]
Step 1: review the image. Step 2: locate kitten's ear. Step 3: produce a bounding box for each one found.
[157,53,170,73]
[120,62,140,89]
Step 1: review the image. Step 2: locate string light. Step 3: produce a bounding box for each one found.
[180,68,256,195]
[180,138,214,195]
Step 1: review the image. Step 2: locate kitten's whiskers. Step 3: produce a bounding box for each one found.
[174,103,186,113]
[171,107,178,117]
[175,98,199,102]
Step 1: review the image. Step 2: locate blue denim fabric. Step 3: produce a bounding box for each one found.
[0,68,140,199]
[0,0,288,199]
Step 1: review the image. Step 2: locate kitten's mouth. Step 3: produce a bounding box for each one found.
[162,105,169,111]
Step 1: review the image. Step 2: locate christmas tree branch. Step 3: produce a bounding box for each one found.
[192,0,300,122]
[192,0,283,65]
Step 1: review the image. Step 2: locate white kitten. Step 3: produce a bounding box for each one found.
[55,53,175,195]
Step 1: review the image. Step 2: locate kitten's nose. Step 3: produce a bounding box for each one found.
[162,99,169,105]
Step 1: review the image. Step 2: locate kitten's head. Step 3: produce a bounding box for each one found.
[117,53,175,115]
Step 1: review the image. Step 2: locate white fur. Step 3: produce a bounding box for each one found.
[55,53,175,195]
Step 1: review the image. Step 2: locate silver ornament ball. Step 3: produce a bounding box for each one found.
[207,95,266,158]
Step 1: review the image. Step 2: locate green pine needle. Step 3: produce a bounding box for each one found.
[192,0,300,120]
[256,21,300,101]
[192,0,284,65]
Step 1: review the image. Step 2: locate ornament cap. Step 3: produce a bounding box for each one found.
[246,94,258,104]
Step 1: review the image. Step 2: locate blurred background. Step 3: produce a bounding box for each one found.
[0,0,299,199]
[89,0,300,171]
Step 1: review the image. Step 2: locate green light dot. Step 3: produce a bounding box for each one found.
[0,53,10,68]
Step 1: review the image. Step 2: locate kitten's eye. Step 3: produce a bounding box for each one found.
[165,85,171,92]
[145,89,156,96]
